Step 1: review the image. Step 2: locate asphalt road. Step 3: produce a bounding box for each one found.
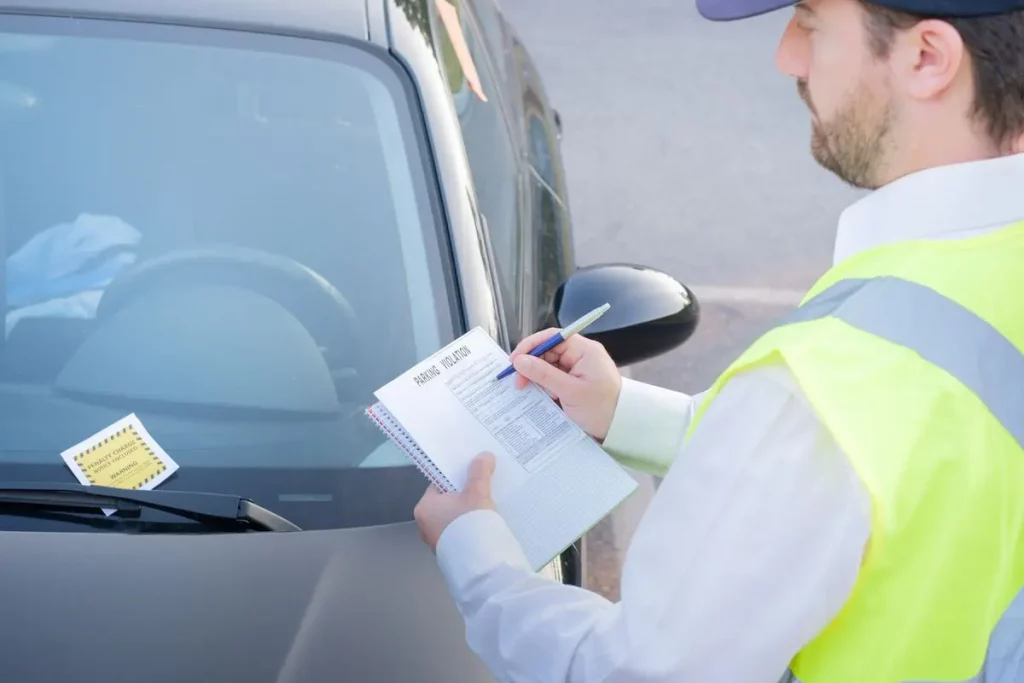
[504,0,865,390]
[502,0,866,599]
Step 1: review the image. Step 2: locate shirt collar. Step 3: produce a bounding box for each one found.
[833,152,1024,264]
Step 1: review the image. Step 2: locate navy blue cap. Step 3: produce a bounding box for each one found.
[697,0,1024,20]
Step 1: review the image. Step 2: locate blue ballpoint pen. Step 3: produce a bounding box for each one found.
[495,303,611,380]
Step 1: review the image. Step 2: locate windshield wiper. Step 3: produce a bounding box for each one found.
[0,483,300,532]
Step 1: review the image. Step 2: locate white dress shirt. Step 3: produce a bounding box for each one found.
[434,153,1024,683]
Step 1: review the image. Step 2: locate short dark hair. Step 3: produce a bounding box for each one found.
[861,2,1024,147]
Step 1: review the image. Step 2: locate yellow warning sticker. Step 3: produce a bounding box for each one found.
[61,414,179,514]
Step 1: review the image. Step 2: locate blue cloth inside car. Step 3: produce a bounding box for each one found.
[5,213,139,336]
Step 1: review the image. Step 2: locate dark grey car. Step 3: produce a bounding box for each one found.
[0,0,698,679]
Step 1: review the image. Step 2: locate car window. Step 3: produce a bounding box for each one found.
[464,0,512,93]
[430,0,523,330]
[528,113,557,188]
[0,18,458,533]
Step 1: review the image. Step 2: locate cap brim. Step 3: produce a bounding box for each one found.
[696,0,798,20]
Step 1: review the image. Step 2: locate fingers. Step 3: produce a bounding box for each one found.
[512,353,583,398]
[511,330,595,368]
[510,329,564,360]
[555,338,590,371]
[467,452,496,498]
[417,483,444,505]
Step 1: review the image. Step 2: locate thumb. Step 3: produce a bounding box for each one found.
[466,452,496,498]
[513,354,582,398]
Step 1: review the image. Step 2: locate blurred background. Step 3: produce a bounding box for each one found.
[503,0,864,598]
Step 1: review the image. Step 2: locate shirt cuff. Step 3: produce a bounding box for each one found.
[436,509,532,594]
[602,377,697,475]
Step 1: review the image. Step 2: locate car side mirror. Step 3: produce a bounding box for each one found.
[553,264,698,367]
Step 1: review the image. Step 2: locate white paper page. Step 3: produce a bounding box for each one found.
[375,327,638,568]
[376,328,570,497]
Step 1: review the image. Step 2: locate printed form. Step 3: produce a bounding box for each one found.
[447,352,580,473]
[374,327,637,568]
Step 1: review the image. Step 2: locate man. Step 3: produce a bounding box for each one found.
[414,0,1024,680]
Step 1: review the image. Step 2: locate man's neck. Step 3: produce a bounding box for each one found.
[882,125,1004,187]
[834,152,1024,265]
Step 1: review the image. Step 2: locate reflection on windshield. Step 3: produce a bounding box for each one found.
[0,21,455,531]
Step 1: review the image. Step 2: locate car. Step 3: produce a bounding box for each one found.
[0,0,699,680]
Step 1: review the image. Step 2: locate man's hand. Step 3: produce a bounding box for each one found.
[414,452,497,551]
[509,329,622,441]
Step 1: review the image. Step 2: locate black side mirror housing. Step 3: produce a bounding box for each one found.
[553,264,698,367]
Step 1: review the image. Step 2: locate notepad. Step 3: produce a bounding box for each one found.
[367,327,638,571]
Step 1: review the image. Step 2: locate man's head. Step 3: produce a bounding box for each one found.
[699,0,1024,189]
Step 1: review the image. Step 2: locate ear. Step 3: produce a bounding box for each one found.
[889,19,967,102]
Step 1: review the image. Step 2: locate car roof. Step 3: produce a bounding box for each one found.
[0,0,371,40]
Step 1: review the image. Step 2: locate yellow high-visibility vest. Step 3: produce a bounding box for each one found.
[686,221,1024,682]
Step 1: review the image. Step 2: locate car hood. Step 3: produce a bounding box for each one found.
[0,521,495,682]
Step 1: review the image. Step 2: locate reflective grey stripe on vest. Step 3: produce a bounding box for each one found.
[783,275,1024,449]
[775,275,1024,683]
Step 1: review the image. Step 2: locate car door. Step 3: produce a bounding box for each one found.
[428,0,532,345]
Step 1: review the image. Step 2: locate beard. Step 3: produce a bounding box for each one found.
[798,78,893,190]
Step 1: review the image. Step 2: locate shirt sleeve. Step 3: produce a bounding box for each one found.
[433,364,872,683]
[601,377,703,476]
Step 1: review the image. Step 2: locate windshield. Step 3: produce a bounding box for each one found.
[0,17,459,531]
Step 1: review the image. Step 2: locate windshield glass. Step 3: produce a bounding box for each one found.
[0,17,458,531]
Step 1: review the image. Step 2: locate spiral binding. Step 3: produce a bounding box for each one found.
[366,403,454,493]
